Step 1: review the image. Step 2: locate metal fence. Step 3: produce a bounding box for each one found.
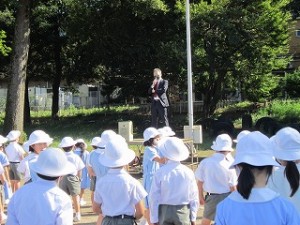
[0,89,104,112]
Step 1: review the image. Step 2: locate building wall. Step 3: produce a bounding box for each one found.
[289,19,300,69]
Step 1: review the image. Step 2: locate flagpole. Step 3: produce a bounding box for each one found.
[186,0,193,131]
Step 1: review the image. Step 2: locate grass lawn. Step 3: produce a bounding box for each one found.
[0,106,217,159]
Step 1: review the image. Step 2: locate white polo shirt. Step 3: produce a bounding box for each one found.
[149,160,199,223]
[17,153,38,182]
[195,152,238,193]
[94,168,147,217]
[64,151,85,175]
[5,142,25,162]
[6,179,73,225]
[268,164,300,213]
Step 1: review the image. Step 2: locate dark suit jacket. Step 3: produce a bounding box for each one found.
[148,79,169,107]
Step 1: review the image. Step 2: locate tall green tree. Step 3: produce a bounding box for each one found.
[3,0,31,134]
[63,0,184,102]
[190,0,291,117]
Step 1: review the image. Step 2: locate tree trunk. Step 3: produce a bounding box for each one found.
[3,0,30,134]
[51,23,62,120]
[203,72,226,118]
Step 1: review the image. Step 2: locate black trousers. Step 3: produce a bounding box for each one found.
[151,100,169,128]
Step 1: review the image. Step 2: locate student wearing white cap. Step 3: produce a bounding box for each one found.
[74,138,90,206]
[6,148,76,225]
[195,133,237,225]
[142,127,165,225]
[5,130,25,192]
[88,130,117,225]
[158,126,176,138]
[93,135,147,225]
[0,135,11,204]
[267,127,300,213]
[59,137,85,222]
[0,138,9,223]
[149,137,198,225]
[0,163,8,222]
[18,130,53,184]
[87,136,102,202]
[215,131,300,225]
[233,130,250,143]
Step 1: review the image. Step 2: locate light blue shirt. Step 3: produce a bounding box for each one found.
[215,187,300,225]
[6,179,73,225]
[89,149,108,178]
[143,146,160,177]
[94,168,147,217]
[142,146,161,208]
[74,149,90,188]
[0,151,9,166]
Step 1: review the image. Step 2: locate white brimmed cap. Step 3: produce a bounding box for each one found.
[143,127,160,142]
[211,134,234,151]
[6,130,21,141]
[233,130,251,143]
[27,130,53,147]
[0,135,8,147]
[163,126,176,137]
[232,131,280,167]
[59,137,77,148]
[91,137,101,146]
[99,135,135,167]
[31,148,76,177]
[272,127,300,161]
[98,130,117,148]
[75,138,87,149]
[159,137,189,161]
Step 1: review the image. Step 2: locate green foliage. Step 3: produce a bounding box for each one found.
[243,74,280,102]
[29,105,139,118]
[253,100,300,124]
[0,30,11,56]
[285,71,300,98]
[191,0,291,116]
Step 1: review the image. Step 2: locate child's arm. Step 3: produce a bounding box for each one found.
[197,180,205,205]
[87,166,95,177]
[134,200,145,220]
[153,156,166,164]
[92,201,102,214]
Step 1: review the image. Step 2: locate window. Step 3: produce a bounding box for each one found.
[296,30,300,37]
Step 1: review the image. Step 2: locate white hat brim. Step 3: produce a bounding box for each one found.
[211,144,234,152]
[165,131,176,136]
[31,160,76,177]
[59,140,77,148]
[159,143,189,161]
[231,154,280,168]
[99,149,136,167]
[28,137,53,147]
[274,148,300,161]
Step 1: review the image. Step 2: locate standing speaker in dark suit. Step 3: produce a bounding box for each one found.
[148,68,169,128]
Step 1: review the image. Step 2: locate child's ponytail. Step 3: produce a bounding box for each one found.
[237,163,255,199]
[284,161,300,197]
